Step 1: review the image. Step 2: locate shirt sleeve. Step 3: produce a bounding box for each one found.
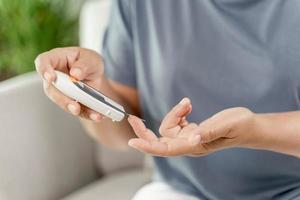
[101,0,136,88]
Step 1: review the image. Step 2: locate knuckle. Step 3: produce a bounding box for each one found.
[69,47,80,54]
[50,47,62,52]
[49,47,68,56]
[76,65,87,73]
[208,128,216,141]
[52,47,79,58]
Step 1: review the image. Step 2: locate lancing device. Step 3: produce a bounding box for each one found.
[52,70,135,122]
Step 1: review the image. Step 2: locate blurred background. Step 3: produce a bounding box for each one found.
[0,0,84,81]
[0,1,150,200]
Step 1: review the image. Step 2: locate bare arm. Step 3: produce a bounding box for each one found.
[125,99,300,157]
[255,111,300,157]
[79,78,141,150]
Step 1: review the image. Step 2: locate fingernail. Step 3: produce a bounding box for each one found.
[179,98,189,105]
[90,113,101,121]
[128,140,136,147]
[44,72,51,82]
[71,68,81,78]
[68,104,78,115]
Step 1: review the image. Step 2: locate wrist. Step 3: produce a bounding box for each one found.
[250,113,289,153]
[246,113,274,150]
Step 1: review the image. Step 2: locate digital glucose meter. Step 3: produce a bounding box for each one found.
[52,70,127,122]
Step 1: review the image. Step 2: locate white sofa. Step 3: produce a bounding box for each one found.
[0,0,151,199]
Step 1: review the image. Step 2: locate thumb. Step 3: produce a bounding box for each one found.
[69,60,91,81]
[69,61,103,81]
[198,119,232,143]
[69,49,104,81]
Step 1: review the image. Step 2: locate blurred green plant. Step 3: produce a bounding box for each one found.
[0,0,78,80]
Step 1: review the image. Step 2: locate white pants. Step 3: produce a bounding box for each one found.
[132,182,200,200]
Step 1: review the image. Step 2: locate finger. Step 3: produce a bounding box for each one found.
[128,115,158,141]
[35,47,80,83]
[160,136,201,156]
[128,138,169,156]
[44,80,105,121]
[70,49,103,81]
[70,60,96,81]
[162,98,192,128]
[47,47,80,72]
[159,98,192,137]
[128,137,190,157]
[179,116,189,127]
[129,134,202,157]
[79,105,105,122]
[43,81,80,114]
[35,52,56,83]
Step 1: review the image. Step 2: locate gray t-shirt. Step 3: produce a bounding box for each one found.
[102,1,300,199]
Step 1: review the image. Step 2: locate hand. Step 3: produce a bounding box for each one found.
[127,98,259,157]
[35,47,105,121]
[128,98,203,156]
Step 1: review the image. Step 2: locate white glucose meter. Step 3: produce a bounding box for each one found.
[52,70,127,122]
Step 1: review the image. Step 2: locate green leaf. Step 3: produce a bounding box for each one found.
[0,0,79,78]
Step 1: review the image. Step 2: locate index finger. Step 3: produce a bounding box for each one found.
[34,47,80,82]
[128,115,158,141]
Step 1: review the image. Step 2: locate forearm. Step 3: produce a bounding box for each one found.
[79,77,136,150]
[80,118,134,150]
[254,111,300,157]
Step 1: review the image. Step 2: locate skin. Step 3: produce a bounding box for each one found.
[128,99,300,157]
[35,47,139,149]
[35,47,300,157]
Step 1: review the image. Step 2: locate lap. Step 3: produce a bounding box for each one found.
[132,182,200,200]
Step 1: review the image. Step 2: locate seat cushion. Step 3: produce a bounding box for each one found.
[61,168,151,200]
[0,72,98,200]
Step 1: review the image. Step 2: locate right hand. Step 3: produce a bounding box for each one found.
[35,47,106,122]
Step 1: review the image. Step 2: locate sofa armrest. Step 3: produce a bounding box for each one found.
[79,0,148,175]
[0,72,99,200]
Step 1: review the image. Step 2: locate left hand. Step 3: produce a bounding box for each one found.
[127,98,260,157]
